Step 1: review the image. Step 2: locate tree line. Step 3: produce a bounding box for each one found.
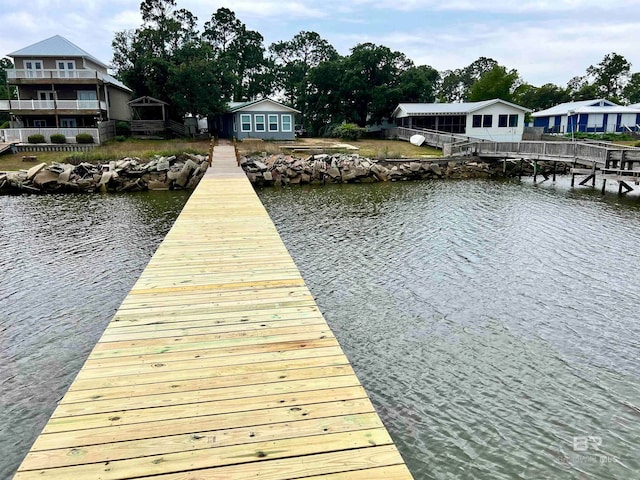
[2,0,640,133]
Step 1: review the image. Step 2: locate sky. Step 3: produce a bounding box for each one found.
[1,0,640,87]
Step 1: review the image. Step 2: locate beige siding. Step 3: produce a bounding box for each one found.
[107,87,132,121]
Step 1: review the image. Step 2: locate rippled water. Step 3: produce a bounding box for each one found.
[256,178,640,479]
[2,178,640,479]
[0,191,190,479]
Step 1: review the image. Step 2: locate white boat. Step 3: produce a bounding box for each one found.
[409,134,425,146]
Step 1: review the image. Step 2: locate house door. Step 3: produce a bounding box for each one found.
[37,90,55,109]
[25,60,44,78]
[57,60,76,78]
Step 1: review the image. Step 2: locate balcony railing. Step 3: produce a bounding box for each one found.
[7,68,105,81]
[0,99,107,111]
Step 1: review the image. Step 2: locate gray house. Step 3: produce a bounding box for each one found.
[214,98,300,140]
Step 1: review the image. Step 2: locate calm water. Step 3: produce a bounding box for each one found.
[256,178,640,479]
[1,178,639,479]
[0,191,190,479]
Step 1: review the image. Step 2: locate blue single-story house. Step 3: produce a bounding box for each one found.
[211,98,300,140]
[531,99,640,134]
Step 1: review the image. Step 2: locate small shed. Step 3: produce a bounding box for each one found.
[213,98,300,141]
[531,99,640,134]
[128,96,170,137]
[392,99,530,142]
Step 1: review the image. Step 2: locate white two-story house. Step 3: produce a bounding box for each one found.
[0,35,132,143]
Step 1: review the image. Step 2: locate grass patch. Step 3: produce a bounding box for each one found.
[0,138,211,172]
[235,137,441,159]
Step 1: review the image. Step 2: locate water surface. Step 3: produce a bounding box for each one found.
[0,191,190,479]
[257,178,640,479]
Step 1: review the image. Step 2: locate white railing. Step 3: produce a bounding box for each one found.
[0,100,106,111]
[7,69,103,80]
[0,128,101,144]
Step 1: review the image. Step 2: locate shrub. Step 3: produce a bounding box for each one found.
[331,123,366,141]
[116,121,130,136]
[50,133,66,144]
[76,133,94,144]
[0,120,10,129]
[28,134,46,144]
[115,135,127,142]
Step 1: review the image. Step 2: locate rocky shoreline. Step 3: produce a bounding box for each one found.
[240,153,569,186]
[0,153,209,195]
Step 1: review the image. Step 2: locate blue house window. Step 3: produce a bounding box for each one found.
[482,115,492,127]
[509,114,518,127]
[472,115,482,128]
[282,114,292,132]
[254,114,265,132]
[268,114,278,132]
[240,114,251,132]
[498,115,508,127]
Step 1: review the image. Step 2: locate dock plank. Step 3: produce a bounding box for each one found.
[14,145,413,479]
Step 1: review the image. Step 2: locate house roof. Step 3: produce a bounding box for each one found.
[104,73,132,93]
[529,99,640,117]
[629,103,640,109]
[392,99,530,118]
[8,35,108,69]
[228,98,300,113]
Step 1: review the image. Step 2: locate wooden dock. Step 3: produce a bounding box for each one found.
[13,145,413,479]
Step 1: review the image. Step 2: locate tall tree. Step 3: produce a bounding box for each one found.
[437,57,499,102]
[203,8,272,101]
[469,65,519,102]
[341,43,413,126]
[0,58,15,100]
[513,83,570,111]
[623,72,640,104]
[269,31,338,123]
[586,52,631,101]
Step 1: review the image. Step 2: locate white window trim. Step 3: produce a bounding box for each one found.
[268,114,279,132]
[254,114,266,132]
[25,60,44,78]
[61,118,77,128]
[57,59,76,70]
[240,114,252,132]
[281,114,292,132]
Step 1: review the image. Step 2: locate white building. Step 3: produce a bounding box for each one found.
[392,99,530,142]
[531,99,640,134]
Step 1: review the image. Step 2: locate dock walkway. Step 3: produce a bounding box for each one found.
[14,145,413,479]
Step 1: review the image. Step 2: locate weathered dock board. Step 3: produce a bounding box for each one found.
[14,145,413,479]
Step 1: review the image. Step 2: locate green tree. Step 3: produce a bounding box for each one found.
[397,65,440,103]
[437,57,499,102]
[469,65,519,102]
[0,58,15,100]
[566,75,600,101]
[513,83,570,111]
[586,52,631,101]
[623,72,640,104]
[341,43,413,126]
[203,8,272,101]
[269,31,338,124]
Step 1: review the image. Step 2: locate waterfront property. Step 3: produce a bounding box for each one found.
[12,145,412,479]
[391,99,530,142]
[0,35,132,144]
[212,98,300,141]
[531,99,640,134]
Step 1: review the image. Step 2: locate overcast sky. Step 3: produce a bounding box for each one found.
[2,0,640,87]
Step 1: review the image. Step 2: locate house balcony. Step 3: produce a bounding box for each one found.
[0,99,107,114]
[6,68,106,85]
